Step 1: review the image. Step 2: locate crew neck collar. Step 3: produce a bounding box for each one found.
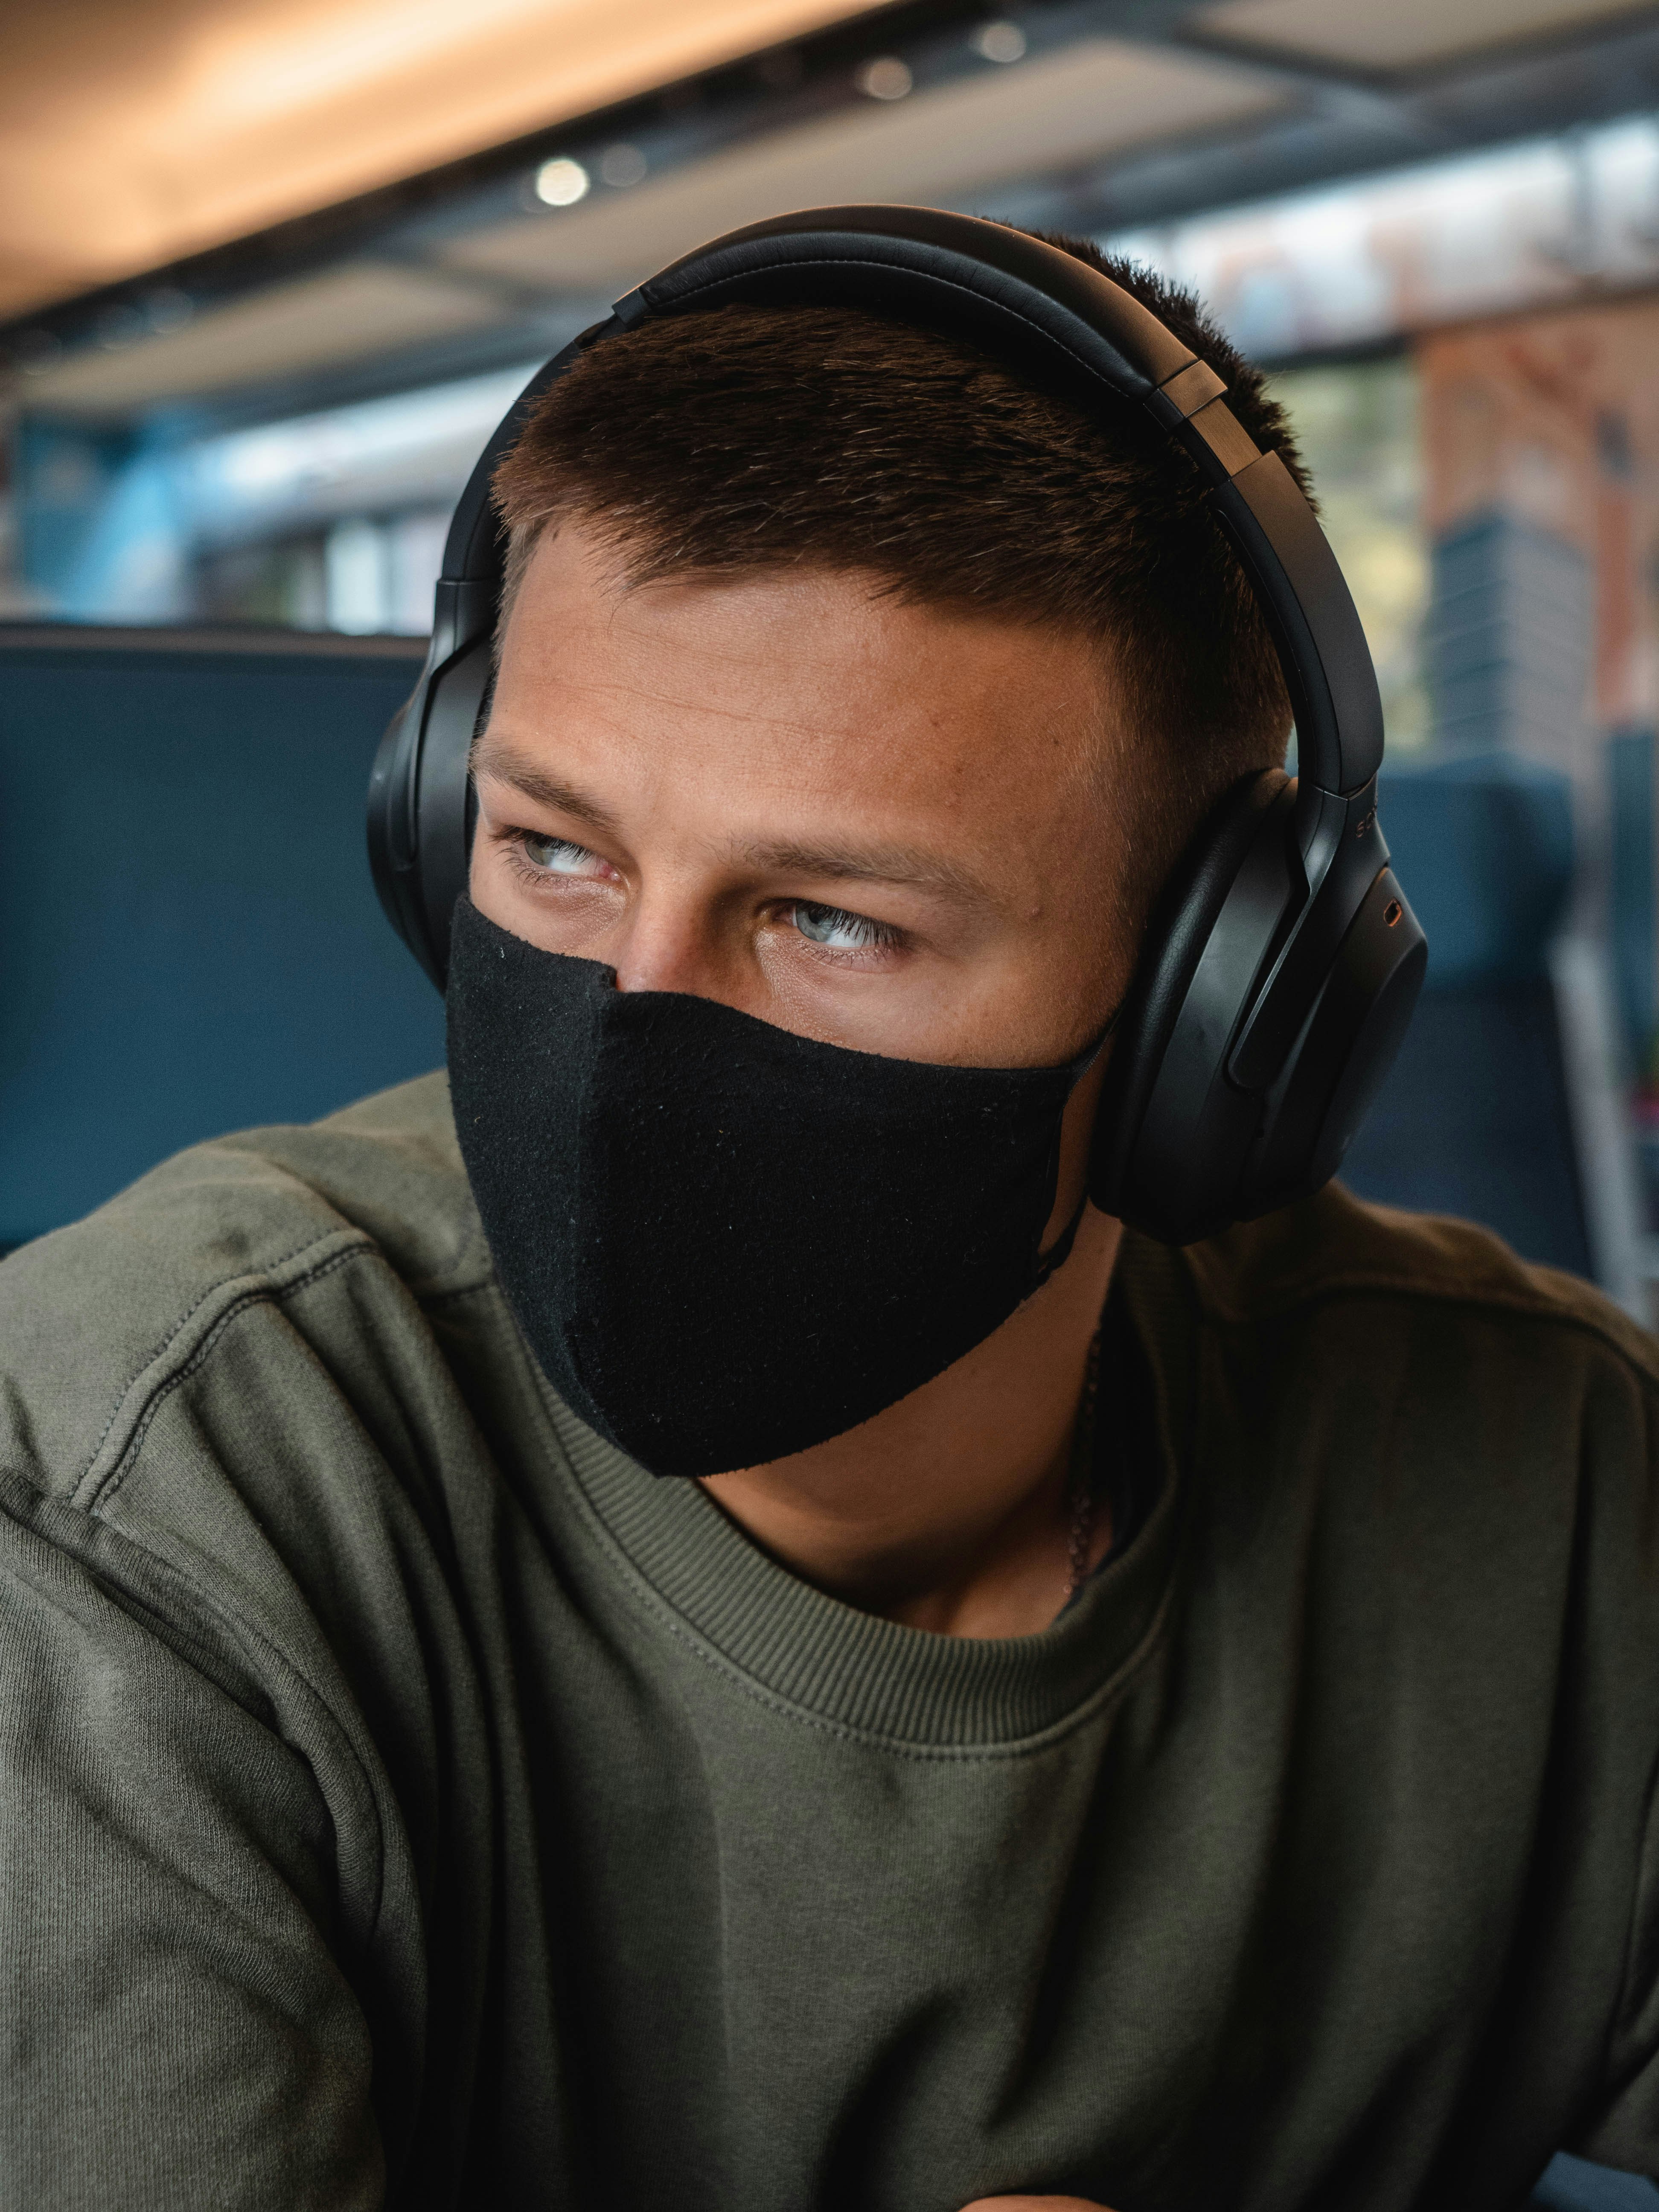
[536,1234,1195,1752]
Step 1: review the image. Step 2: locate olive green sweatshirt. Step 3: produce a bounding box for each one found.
[4,1071,1659,2212]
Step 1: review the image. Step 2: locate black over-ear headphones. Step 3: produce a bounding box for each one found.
[369,204,1427,1246]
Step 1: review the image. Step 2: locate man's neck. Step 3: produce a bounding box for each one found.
[699,1207,1124,1639]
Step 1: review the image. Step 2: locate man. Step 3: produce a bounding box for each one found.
[3,228,1657,2212]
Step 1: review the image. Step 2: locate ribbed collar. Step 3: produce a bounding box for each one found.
[537,1233,1195,1752]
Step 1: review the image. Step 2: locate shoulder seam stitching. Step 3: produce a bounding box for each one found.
[75,1227,368,1498]
[79,1235,373,1509]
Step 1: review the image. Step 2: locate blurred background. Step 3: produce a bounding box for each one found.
[6,0,1659,1368]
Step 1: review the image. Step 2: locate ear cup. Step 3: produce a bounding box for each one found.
[1091,770,1299,1242]
[1093,771,1428,1244]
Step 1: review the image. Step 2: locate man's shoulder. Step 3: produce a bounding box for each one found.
[0,1071,492,1502]
[1177,1179,1659,1389]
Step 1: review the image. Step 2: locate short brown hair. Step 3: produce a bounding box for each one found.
[492,230,1306,914]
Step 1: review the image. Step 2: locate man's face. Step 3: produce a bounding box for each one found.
[471,521,1135,1071]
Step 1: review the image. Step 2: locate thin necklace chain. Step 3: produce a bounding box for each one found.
[1064,1324,1105,1601]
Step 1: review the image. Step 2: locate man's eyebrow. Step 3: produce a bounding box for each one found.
[733,836,1002,913]
[469,741,621,838]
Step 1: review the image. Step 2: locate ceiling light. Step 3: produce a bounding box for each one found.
[534,156,590,208]
[855,55,913,99]
[972,21,1026,63]
[598,143,648,188]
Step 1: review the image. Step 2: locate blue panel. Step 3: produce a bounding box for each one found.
[1340,983,1593,1278]
[1376,751,1575,990]
[1341,754,1592,1277]
[1427,512,1592,760]
[15,420,144,609]
[1608,727,1656,1071]
[0,629,442,1247]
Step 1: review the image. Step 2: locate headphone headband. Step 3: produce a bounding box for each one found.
[424,209,1380,815]
[629,209,1383,800]
[618,206,1196,385]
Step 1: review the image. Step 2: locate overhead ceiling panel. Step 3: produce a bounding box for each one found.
[443,39,1287,294]
[17,264,511,414]
[1192,0,1656,73]
[0,0,870,319]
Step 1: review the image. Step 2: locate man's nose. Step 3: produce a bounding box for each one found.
[608,888,733,1004]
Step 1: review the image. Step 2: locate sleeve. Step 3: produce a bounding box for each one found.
[1554,1351,1659,2186]
[1570,1754,1659,2183]
[0,1472,385,2212]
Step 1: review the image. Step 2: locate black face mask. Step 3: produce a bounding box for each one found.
[446,896,1100,1479]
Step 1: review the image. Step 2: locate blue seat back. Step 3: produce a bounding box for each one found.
[1340,752,1592,1277]
[0,624,442,1248]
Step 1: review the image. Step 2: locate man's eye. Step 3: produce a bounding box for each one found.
[789,902,897,952]
[518,833,605,879]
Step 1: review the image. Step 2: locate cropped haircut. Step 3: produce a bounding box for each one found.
[491,229,1307,923]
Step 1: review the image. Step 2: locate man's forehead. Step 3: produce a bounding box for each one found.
[490,520,1119,876]
[504,520,1110,707]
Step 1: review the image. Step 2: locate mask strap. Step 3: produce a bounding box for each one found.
[1033,990,1128,1281]
[1033,1191,1090,1285]
[1067,990,1126,1084]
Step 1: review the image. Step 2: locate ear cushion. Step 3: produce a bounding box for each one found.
[1091,768,1299,1242]
[367,677,431,978]
[415,636,493,986]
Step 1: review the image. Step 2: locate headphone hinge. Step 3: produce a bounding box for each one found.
[431,578,498,663]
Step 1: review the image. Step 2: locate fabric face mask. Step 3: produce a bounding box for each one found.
[446,896,1100,1480]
